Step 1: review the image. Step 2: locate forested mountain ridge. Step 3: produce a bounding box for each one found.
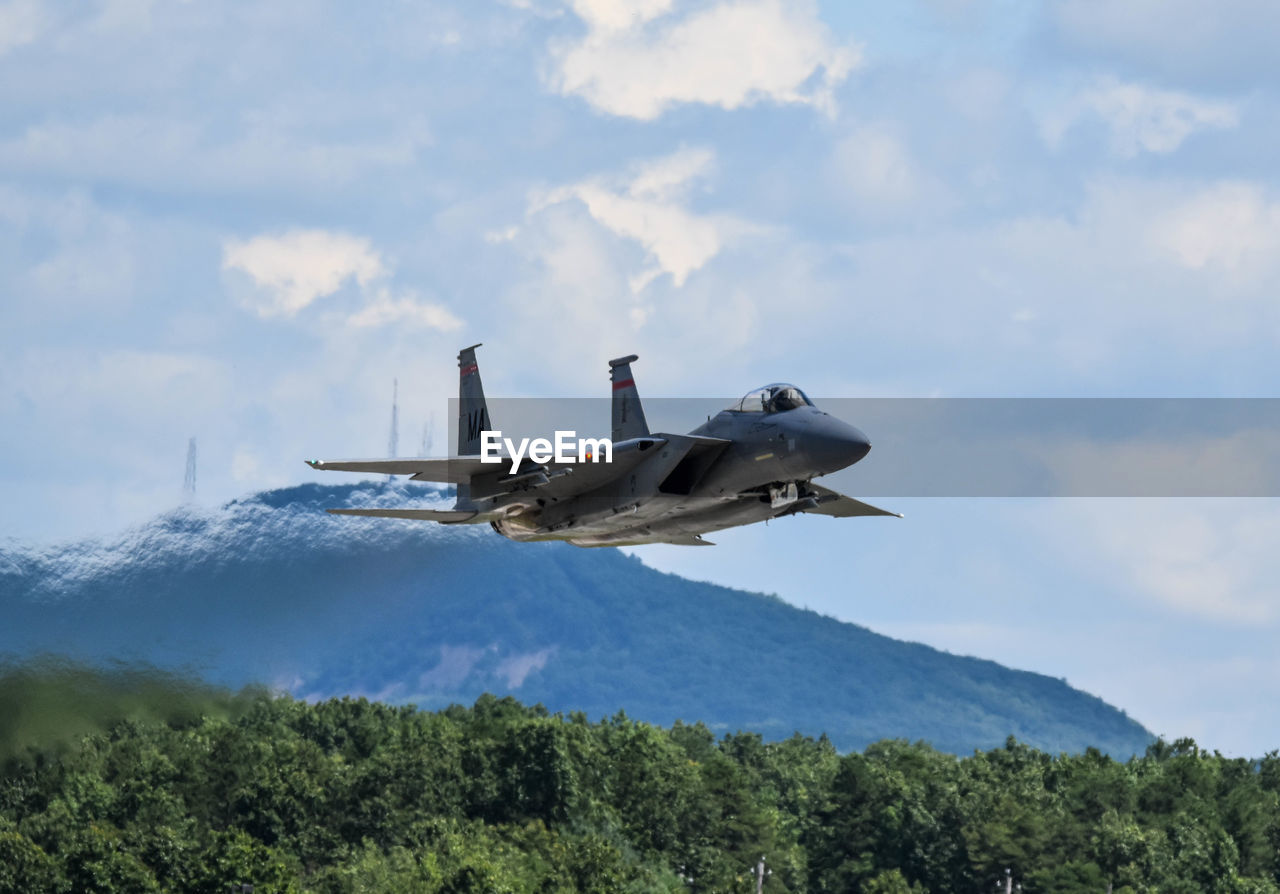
[0,482,1152,755]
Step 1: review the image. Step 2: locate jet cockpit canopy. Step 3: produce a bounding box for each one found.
[729,383,814,413]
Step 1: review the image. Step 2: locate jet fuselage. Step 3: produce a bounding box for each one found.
[487,397,872,547]
[309,347,896,547]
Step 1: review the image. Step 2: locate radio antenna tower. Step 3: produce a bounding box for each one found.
[420,412,435,456]
[183,437,197,500]
[387,379,399,481]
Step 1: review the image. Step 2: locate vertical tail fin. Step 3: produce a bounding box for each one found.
[609,354,649,442]
[457,344,491,456]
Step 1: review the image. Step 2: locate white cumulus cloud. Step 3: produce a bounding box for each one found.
[345,288,463,331]
[532,146,757,289]
[549,0,860,120]
[1042,78,1239,157]
[222,229,460,330]
[223,230,386,318]
[569,0,672,31]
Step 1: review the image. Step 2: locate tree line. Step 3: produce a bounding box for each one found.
[2,682,1278,892]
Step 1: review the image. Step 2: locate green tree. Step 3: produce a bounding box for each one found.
[193,828,300,894]
[0,818,62,894]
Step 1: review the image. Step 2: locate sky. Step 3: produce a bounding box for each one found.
[3,0,1280,754]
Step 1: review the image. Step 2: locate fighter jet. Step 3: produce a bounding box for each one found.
[307,345,899,547]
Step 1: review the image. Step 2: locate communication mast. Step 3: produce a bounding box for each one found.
[183,437,197,500]
[387,379,399,481]
[388,378,399,459]
[420,412,435,456]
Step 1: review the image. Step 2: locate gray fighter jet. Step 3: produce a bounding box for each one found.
[308,345,899,546]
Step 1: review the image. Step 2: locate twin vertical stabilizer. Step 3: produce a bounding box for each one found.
[609,354,649,442]
[457,344,491,456]
[458,346,649,451]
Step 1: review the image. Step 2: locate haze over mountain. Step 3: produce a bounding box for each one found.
[0,482,1152,755]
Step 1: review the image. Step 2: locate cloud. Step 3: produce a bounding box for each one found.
[1053,501,1280,625]
[1148,182,1280,274]
[417,645,490,691]
[14,349,229,415]
[475,147,772,387]
[495,647,555,687]
[0,187,139,314]
[531,147,757,289]
[229,448,256,483]
[223,230,386,318]
[1071,652,1280,756]
[222,229,461,330]
[0,0,45,56]
[1041,78,1239,157]
[3,347,233,462]
[1048,0,1280,87]
[497,201,658,367]
[344,288,463,331]
[802,175,1280,389]
[0,113,431,198]
[569,0,673,31]
[826,124,949,220]
[549,0,860,119]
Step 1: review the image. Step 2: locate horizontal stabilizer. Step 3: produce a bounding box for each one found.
[326,508,483,524]
[804,483,902,518]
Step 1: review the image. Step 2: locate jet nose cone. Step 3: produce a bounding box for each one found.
[808,417,871,472]
[846,425,872,464]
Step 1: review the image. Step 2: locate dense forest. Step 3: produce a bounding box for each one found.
[0,664,1276,893]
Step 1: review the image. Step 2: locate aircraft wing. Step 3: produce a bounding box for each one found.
[307,437,671,500]
[326,508,493,523]
[306,457,493,483]
[804,483,902,518]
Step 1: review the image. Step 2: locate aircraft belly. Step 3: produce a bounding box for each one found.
[666,499,777,534]
[546,492,711,537]
[562,495,776,545]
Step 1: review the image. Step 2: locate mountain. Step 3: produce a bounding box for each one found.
[0,482,1152,755]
